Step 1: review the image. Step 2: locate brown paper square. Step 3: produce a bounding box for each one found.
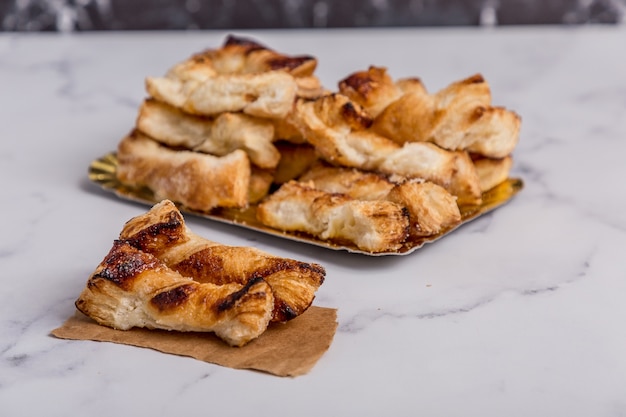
[51,306,337,377]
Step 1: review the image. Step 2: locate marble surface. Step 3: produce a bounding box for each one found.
[1,26,626,416]
[2,0,625,31]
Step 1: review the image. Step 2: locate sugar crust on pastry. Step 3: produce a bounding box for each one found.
[76,200,326,346]
[119,200,326,323]
[75,240,275,347]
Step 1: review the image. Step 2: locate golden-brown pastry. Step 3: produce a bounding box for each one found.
[116,131,250,211]
[338,66,405,118]
[248,167,274,204]
[375,142,482,206]
[191,35,324,98]
[298,162,395,201]
[75,240,275,347]
[136,99,207,149]
[372,73,520,159]
[386,180,461,237]
[145,35,325,119]
[472,155,513,192]
[257,181,410,252]
[370,85,435,146]
[136,99,280,169]
[291,93,395,169]
[272,116,307,144]
[273,141,319,184]
[298,163,461,237]
[119,200,326,323]
[146,70,298,119]
[458,107,520,159]
[206,35,318,76]
[291,93,483,204]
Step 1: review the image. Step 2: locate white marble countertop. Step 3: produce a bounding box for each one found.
[1,26,625,416]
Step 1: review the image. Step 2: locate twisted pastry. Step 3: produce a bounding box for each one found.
[257,181,410,253]
[290,93,482,205]
[75,240,274,347]
[145,35,325,119]
[116,131,251,211]
[119,200,325,323]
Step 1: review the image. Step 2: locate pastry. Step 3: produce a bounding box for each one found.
[75,240,274,347]
[136,99,280,169]
[338,66,406,118]
[363,72,520,159]
[257,181,410,252]
[298,162,395,200]
[145,35,325,119]
[187,34,324,98]
[116,131,251,211]
[119,200,326,323]
[291,93,483,204]
[386,180,461,237]
[272,141,319,184]
[472,155,514,192]
[299,163,461,237]
[146,71,298,119]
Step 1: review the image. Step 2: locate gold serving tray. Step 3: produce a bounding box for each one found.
[89,153,523,256]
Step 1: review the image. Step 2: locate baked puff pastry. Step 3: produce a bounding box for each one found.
[118,200,325,323]
[75,240,275,347]
[290,93,482,205]
[136,99,280,170]
[145,35,325,119]
[76,200,326,346]
[199,34,323,98]
[257,181,410,253]
[338,66,408,118]
[342,69,521,159]
[116,131,251,211]
[298,163,461,238]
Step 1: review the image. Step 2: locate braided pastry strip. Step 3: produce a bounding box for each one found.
[75,240,274,347]
[119,200,325,323]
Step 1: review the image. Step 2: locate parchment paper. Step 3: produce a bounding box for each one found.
[51,306,337,377]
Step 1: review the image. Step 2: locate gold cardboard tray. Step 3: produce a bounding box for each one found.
[89,153,523,256]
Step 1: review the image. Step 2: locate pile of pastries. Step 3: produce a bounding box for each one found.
[115,35,520,253]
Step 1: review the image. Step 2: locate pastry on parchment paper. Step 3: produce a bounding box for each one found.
[119,200,326,323]
[75,240,275,347]
[75,200,326,346]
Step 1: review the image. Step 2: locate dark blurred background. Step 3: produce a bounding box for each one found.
[1,0,623,32]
